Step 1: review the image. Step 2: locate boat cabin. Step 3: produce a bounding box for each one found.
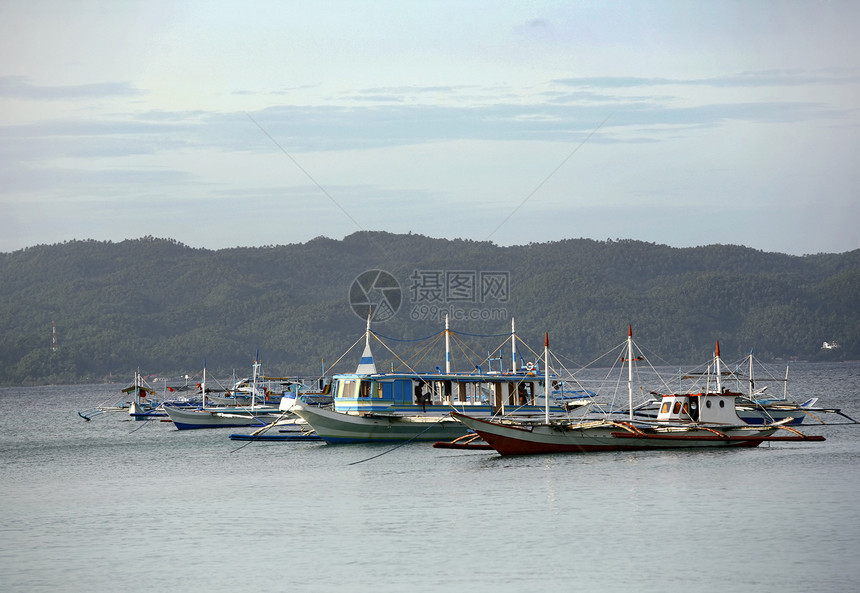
[656,390,746,424]
[329,373,549,415]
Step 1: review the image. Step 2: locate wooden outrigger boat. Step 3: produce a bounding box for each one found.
[163,358,291,430]
[290,317,582,444]
[451,328,830,456]
[78,372,194,421]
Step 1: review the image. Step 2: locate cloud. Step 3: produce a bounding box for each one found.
[0,76,847,170]
[0,76,144,100]
[554,69,860,89]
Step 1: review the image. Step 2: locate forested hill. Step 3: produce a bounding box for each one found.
[1,232,858,385]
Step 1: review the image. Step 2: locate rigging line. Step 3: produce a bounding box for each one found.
[450,330,510,338]
[245,112,393,259]
[485,113,612,242]
[129,415,156,433]
[371,331,442,374]
[373,330,445,343]
[229,410,293,453]
[246,112,365,231]
[347,416,448,465]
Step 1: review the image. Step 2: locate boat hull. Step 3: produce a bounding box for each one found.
[450,413,789,456]
[291,403,469,444]
[164,406,282,430]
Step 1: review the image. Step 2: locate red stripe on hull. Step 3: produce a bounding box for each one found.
[475,430,646,456]
[472,428,765,456]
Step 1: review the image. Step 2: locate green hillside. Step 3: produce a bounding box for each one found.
[1,232,857,385]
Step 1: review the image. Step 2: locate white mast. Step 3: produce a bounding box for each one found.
[511,317,517,372]
[748,350,754,398]
[715,341,722,393]
[627,325,634,421]
[356,313,377,374]
[544,332,550,423]
[202,361,206,408]
[251,351,259,411]
[445,314,451,374]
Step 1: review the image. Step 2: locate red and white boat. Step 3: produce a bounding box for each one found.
[451,329,825,456]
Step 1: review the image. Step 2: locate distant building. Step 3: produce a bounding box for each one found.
[822,341,840,350]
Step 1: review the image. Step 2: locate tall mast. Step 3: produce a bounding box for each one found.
[445,314,451,374]
[544,332,550,423]
[202,360,207,408]
[715,341,722,393]
[511,317,517,372]
[356,313,377,374]
[252,350,259,411]
[748,350,754,398]
[627,325,634,420]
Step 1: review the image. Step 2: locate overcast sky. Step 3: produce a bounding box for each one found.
[1,1,858,255]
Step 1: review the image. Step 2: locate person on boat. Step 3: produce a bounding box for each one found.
[415,382,431,411]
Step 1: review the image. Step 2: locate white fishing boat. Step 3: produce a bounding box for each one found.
[633,348,843,425]
[78,372,194,421]
[204,373,325,407]
[163,404,283,430]
[290,317,581,444]
[451,328,828,456]
[164,358,284,430]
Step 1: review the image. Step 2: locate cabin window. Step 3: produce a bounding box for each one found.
[705,399,712,408]
[661,402,670,414]
[719,400,725,408]
[359,381,372,398]
[681,403,689,415]
[492,383,504,410]
[339,380,356,398]
[430,381,440,402]
[673,401,682,414]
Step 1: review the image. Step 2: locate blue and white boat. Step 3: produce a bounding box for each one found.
[290,318,588,444]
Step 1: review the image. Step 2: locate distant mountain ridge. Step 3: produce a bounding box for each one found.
[1,232,857,385]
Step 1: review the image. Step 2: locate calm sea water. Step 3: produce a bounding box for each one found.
[1,362,859,593]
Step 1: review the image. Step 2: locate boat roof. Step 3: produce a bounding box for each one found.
[332,371,554,382]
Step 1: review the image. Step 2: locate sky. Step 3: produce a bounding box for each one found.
[1,0,858,256]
